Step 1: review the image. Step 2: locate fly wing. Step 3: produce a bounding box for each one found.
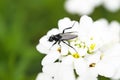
[60,32,78,40]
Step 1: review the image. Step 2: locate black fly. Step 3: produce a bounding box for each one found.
[48,22,78,52]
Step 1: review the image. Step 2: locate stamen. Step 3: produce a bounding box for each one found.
[72,53,80,58]
[90,43,96,51]
[57,48,61,53]
[100,53,104,60]
[89,63,96,67]
[87,43,96,54]
[90,37,94,40]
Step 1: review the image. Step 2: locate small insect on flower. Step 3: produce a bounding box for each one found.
[48,22,78,52]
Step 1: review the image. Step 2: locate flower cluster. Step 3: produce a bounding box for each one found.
[36,15,120,80]
[65,0,120,15]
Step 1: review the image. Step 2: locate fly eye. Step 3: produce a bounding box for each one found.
[48,36,54,42]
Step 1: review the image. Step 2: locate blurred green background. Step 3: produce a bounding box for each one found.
[0,0,120,80]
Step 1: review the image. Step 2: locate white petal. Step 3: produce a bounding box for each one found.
[111,66,120,79]
[79,15,93,29]
[96,61,116,77]
[103,43,120,57]
[74,58,88,76]
[78,48,87,56]
[60,42,69,55]
[78,15,93,40]
[58,17,76,32]
[36,73,53,80]
[36,36,53,54]
[42,63,75,80]
[109,21,120,43]
[47,28,60,37]
[77,76,97,80]
[42,63,60,75]
[61,55,74,65]
[41,51,60,65]
[86,52,101,65]
[56,63,75,80]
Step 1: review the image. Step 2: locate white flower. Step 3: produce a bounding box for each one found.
[64,0,102,15]
[65,0,120,15]
[36,15,120,80]
[102,0,120,12]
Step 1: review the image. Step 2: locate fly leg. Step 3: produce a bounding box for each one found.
[49,41,58,50]
[62,40,77,53]
[63,27,72,33]
[58,40,61,47]
[62,22,76,33]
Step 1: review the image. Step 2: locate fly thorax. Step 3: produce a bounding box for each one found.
[54,34,62,41]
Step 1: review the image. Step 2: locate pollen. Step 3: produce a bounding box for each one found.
[87,43,96,54]
[100,53,104,60]
[57,48,61,53]
[90,43,96,51]
[90,37,94,40]
[72,53,80,58]
[89,63,96,67]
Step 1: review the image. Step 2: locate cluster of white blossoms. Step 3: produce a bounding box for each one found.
[65,0,120,15]
[36,15,120,80]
